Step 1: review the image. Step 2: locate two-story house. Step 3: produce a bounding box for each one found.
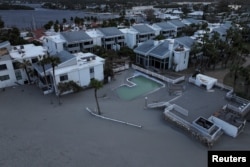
[60,31,94,53]
[33,51,105,95]
[0,44,16,89]
[131,24,156,44]
[134,36,195,72]
[134,40,171,71]
[97,27,125,50]
[152,22,176,38]
[168,20,186,36]
[43,31,94,55]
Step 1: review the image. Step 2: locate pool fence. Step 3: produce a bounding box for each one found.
[131,64,185,84]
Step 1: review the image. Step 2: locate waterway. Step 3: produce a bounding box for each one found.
[0,7,119,30]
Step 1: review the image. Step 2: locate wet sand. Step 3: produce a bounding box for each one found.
[0,71,250,167]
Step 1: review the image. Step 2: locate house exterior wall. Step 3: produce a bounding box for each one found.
[102,36,125,50]
[0,59,17,88]
[43,37,64,55]
[210,116,238,138]
[124,32,137,49]
[92,36,102,46]
[173,49,189,72]
[54,60,104,94]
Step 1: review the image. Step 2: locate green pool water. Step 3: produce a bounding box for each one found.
[115,75,163,100]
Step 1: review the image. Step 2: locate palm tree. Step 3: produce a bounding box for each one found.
[90,79,103,115]
[38,55,50,88]
[19,59,31,84]
[48,55,61,92]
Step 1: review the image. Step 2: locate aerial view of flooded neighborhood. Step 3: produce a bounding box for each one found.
[0,0,250,166]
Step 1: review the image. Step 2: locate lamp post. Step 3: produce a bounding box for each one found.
[144,96,148,109]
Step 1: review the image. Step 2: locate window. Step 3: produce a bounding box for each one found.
[0,75,10,81]
[31,58,38,63]
[60,74,68,81]
[15,70,22,80]
[89,67,94,73]
[0,64,7,71]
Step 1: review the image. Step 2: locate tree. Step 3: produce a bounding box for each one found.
[62,18,67,24]
[144,9,156,22]
[48,56,61,94]
[90,79,103,115]
[154,34,166,40]
[0,16,4,28]
[19,59,32,84]
[38,55,50,88]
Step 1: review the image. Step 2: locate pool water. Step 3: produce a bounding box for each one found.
[115,75,163,100]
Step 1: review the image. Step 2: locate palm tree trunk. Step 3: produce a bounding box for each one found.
[24,67,31,84]
[95,89,101,115]
[42,65,49,88]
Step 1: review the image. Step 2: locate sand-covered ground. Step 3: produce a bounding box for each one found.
[0,70,250,167]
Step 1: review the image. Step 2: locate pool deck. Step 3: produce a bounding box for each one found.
[0,69,250,167]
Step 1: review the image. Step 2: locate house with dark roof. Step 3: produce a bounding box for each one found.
[182,18,202,26]
[168,20,186,36]
[174,36,195,49]
[152,22,176,38]
[60,31,94,53]
[134,40,171,70]
[211,23,231,41]
[131,24,156,43]
[97,27,125,50]
[134,36,194,72]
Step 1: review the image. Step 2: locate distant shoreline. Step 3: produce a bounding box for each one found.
[0,4,34,10]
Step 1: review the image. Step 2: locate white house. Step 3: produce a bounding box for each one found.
[119,28,138,49]
[188,11,204,19]
[126,6,154,16]
[33,51,105,95]
[43,34,65,55]
[85,29,104,46]
[0,49,16,89]
[8,44,47,84]
[9,44,47,63]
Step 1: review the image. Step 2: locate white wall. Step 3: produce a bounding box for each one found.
[92,36,102,46]
[94,64,104,81]
[78,68,91,86]
[54,64,104,91]
[0,60,17,88]
[43,37,64,55]
[173,49,189,72]
[210,116,238,138]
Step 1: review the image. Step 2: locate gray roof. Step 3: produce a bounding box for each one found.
[182,18,200,25]
[149,41,170,59]
[132,24,155,34]
[98,27,124,37]
[212,27,227,35]
[168,20,186,28]
[61,31,92,43]
[133,40,155,55]
[154,22,175,30]
[33,50,75,74]
[174,36,195,48]
[221,22,232,30]
[0,41,11,49]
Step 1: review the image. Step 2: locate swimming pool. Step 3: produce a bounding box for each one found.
[115,74,164,100]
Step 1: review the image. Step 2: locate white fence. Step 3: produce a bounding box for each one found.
[113,64,129,73]
[132,64,185,83]
[215,82,233,91]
